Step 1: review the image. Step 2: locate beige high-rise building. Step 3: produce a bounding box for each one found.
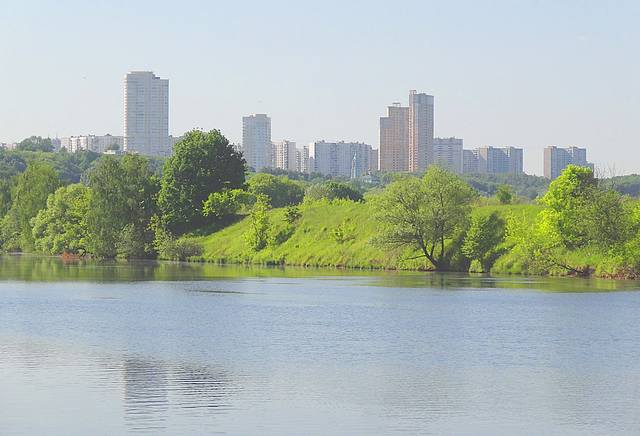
[409,90,434,172]
[379,104,410,172]
[242,114,272,170]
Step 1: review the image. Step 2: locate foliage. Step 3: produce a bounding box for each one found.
[16,136,54,152]
[1,162,60,251]
[305,181,363,202]
[158,130,246,234]
[244,195,271,251]
[86,155,159,258]
[247,173,304,207]
[462,212,505,272]
[31,184,91,255]
[202,189,255,219]
[331,219,356,244]
[283,205,301,224]
[463,172,549,200]
[373,166,476,270]
[496,184,514,204]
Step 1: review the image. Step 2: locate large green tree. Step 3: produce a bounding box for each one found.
[0,162,60,251]
[158,130,246,233]
[86,154,159,258]
[373,166,475,270]
[248,173,304,207]
[16,136,54,152]
[31,184,91,255]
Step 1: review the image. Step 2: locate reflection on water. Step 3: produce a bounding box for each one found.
[1,255,640,435]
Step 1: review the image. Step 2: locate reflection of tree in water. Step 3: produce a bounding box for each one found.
[123,356,235,432]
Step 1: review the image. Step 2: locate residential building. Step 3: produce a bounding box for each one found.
[309,141,373,178]
[408,90,434,172]
[463,146,523,175]
[273,140,297,171]
[543,146,593,179]
[123,71,170,156]
[369,148,379,172]
[476,146,523,174]
[242,114,272,170]
[432,137,463,173]
[379,104,410,172]
[60,134,124,153]
[296,146,311,173]
[462,149,479,174]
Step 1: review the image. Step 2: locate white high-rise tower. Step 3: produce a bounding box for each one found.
[242,114,272,170]
[124,71,170,156]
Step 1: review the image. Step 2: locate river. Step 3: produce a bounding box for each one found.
[1,255,639,435]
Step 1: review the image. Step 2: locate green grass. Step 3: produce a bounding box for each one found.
[191,200,542,271]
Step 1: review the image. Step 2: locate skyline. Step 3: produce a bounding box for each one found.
[1,0,639,175]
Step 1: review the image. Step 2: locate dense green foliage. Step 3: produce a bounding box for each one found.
[304,181,363,202]
[0,163,61,251]
[247,173,304,207]
[17,136,54,152]
[463,173,549,199]
[31,184,91,255]
[462,212,505,272]
[158,130,246,234]
[86,155,159,258]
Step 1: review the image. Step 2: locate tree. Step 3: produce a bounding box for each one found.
[1,162,60,251]
[16,136,54,152]
[373,166,475,270]
[462,212,505,272]
[31,184,91,255]
[158,130,246,233]
[496,184,513,204]
[86,154,159,258]
[244,195,271,251]
[247,173,304,207]
[202,189,255,219]
[304,181,363,202]
[539,165,597,249]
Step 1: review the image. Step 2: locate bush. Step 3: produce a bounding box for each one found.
[248,173,305,207]
[305,181,363,202]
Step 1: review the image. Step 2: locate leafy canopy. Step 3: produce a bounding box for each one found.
[158,130,246,233]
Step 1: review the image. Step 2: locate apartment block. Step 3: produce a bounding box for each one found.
[61,134,124,153]
[296,146,311,174]
[432,137,463,173]
[272,140,297,171]
[408,90,434,172]
[309,141,373,178]
[124,71,170,156]
[463,146,523,175]
[242,114,272,170]
[379,104,410,172]
[543,146,593,179]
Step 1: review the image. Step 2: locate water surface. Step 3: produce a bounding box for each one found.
[1,255,639,435]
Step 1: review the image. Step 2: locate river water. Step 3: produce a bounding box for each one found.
[1,255,639,435]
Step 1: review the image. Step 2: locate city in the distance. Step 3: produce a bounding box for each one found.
[1,70,593,180]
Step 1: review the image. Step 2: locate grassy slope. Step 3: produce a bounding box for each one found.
[194,200,542,270]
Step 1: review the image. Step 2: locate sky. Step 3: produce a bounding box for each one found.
[0,0,638,175]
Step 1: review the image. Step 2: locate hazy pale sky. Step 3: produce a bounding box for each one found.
[1,0,638,175]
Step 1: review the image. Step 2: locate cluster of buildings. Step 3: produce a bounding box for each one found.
[2,72,595,180]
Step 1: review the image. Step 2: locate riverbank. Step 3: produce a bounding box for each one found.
[190,201,541,271]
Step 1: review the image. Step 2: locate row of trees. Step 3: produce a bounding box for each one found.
[0,129,367,260]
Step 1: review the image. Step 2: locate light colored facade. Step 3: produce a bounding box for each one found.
[60,134,124,153]
[463,146,523,175]
[462,149,479,174]
[296,146,311,173]
[408,90,434,172]
[543,146,592,179]
[242,114,272,170]
[432,137,463,173]
[124,71,170,156]
[272,140,297,171]
[309,141,373,178]
[379,104,410,172]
